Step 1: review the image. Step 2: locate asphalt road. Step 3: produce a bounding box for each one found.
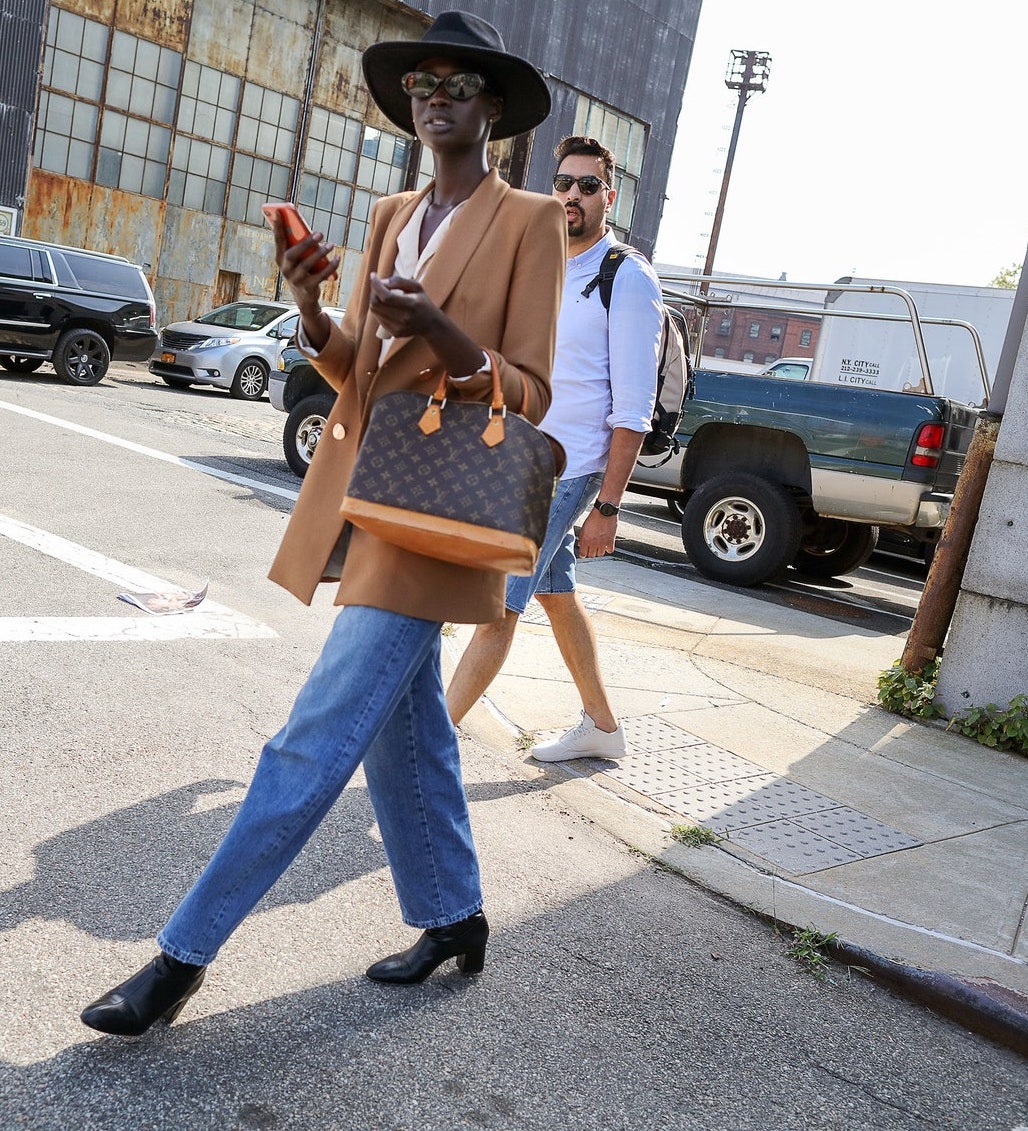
[0,364,1024,1130]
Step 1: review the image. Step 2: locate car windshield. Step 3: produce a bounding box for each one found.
[195,303,288,331]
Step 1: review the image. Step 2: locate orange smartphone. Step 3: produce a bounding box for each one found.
[262,202,332,274]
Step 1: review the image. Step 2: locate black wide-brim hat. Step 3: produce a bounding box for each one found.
[362,11,551,141]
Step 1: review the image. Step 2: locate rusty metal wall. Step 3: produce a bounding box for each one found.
[23,0,427,325]
[19,0,696,322]
[0,0,47,221]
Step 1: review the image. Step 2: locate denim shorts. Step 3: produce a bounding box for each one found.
[505,472,604,615]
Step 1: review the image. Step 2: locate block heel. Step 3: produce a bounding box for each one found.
[366,910,489,984]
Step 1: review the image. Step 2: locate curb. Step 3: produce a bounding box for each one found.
[827,940,1028,1059]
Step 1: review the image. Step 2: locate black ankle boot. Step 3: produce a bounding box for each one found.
[366,911,489,984]
[80,953,206,1036]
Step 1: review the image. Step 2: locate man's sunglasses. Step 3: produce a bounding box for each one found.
[401,71,488,101]
[552,174,610,196]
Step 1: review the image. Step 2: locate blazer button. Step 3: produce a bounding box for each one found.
[332,423,346,440]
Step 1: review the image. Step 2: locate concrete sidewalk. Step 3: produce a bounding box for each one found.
[446,556,1028,1053]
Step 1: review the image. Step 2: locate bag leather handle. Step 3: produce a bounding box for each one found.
[418,352,506,447]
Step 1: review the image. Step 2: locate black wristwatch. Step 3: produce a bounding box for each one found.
[594,500,620,518]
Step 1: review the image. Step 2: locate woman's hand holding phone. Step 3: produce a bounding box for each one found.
[262,202,338,352]
[262,202,338,282]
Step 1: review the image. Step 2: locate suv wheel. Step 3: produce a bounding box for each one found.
[0,356,44,374]
[53,329,111,386]
[231,358,269,400]
[284,393,335,477]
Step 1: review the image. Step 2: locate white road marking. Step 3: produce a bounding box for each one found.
[0,514,277,642]
[0,399,300,502]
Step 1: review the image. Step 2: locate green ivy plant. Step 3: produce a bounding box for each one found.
[877,660,1028,757]
[948,694,1028,755]
[876,659,945,720]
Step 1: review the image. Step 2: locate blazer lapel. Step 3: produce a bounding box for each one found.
[380,169,510,368]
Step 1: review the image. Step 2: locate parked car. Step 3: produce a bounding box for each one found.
[0,234,157,386]
[271,342,338,477]
[149,301,307,400]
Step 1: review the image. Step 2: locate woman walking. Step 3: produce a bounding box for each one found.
[81,11,565,1037]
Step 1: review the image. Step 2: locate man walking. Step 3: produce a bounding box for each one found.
[447,135,664,761]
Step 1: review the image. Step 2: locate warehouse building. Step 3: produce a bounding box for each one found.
[1,0,698,323]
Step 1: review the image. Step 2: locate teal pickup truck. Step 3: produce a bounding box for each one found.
[629,279,987,587]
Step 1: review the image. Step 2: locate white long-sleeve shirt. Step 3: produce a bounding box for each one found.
[539,229,664,479]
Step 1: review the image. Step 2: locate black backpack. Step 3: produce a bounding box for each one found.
[582,242,694,465]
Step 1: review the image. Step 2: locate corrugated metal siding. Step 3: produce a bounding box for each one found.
[0,0,46,212]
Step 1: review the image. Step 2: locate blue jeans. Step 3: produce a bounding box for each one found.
[158,606,482,966]
[506,472,604,614]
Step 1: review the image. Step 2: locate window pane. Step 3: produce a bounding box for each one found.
[96,148,121,185]
[67,138,94,178]
[107,70,131,110]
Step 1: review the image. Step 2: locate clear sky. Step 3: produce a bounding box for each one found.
[654,0,1027,288]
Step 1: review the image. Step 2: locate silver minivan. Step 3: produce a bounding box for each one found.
[149,300,300,400]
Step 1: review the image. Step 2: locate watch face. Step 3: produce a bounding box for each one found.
[596,501,619,517]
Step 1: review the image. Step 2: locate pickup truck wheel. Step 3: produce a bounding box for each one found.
[231,358,269,400]
[53,329,110,385]
[666,497,685,519]
[1,356,44,374]
[284,393,335,478]
[793,519,878,578]
[681,473,801,586]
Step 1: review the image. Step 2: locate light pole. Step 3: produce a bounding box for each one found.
[700,49,771,294]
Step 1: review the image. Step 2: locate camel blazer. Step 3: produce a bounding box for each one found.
[268,169,568,624]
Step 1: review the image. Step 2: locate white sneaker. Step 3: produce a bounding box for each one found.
[531,711,627,762]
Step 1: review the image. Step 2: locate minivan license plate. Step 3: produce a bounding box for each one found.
[161,352,175,363]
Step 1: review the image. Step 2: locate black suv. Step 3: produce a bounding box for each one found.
[0,235,157,386]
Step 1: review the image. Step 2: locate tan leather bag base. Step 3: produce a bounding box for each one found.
[341,496,539,576]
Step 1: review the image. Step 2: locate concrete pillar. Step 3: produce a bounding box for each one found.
[935,273,1028,713]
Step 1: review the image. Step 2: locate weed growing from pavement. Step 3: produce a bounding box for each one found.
[515,730,536,752]
[878,660,1028,757]
[784,926,837,981]
[670,823,722,847]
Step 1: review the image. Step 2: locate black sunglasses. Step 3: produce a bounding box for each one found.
[401,71,488,101]
[552,174,610,196]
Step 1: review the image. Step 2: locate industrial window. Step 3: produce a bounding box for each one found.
[35,91,98,179]
[41,7,107,101]
[572,96,646,239]
[764,354,777,365]
[718,315,732,335]
[299,109,411,251]
[107,31,180,124]
[97,112,172,197]
[168,63,239,213]
[743,351,755,363]
[168,137,231,214]
[800,329,812,347]
[748,321,760,338]
[178,62,239,146]
[34,8,107,178]
[227,82,301,226]
[713,346,726,358]
[770,324,782,341]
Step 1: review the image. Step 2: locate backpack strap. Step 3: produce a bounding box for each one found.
[581,242,637,311]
